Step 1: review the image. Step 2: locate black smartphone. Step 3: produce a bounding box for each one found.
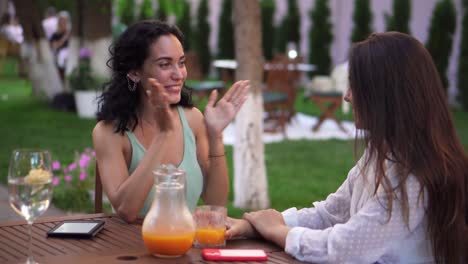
[47,220,105,238]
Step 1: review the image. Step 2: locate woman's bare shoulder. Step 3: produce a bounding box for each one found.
[93,121,126,146]
[182,106,204,134]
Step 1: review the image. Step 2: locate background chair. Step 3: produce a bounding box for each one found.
[94,163,103,213]
[262,54,300,137]
[304,62,349,133]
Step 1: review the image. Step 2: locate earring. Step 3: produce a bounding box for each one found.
[126,74,138,92]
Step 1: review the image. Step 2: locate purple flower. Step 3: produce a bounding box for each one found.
[52,177,60,186]
[79,154,91,168]
[64,175,72,182]
[79,47,92,59]
[52,161,61,170]
[63,168,68,174]
[68,163,77,172]
[91,151,96,157]
[79,172,86,181]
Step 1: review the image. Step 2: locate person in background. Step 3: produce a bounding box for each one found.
[42,7,57,40]
[93,20,250,223]
[226,32,468,264]
[0,13,22,44]
[49,11,70,81]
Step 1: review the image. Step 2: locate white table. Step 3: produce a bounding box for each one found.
[213,59,316,72]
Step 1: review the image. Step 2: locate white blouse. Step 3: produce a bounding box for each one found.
[282,155,434,263]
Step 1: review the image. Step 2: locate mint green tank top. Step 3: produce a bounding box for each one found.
[125,106,203,216]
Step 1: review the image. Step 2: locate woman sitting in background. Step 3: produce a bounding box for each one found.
[227,32,468,264]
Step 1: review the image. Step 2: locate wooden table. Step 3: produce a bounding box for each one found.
[0,214,306,264]
[186,81,225,106]
[306,92,347,133]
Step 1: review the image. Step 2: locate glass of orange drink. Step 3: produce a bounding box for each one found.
[193,205,227,248]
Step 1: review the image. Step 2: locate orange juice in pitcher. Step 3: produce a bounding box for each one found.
[142,165,195,257]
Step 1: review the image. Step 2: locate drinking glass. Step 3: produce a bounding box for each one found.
[193,205,227,248]
[8,149,53,264]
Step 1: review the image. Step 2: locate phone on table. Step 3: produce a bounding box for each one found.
[47,220,105,238]
[202,248,268,261]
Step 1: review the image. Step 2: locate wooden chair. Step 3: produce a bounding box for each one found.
[94,163,103,213]
[262,54,300,137]
[185,51,203,81]
[306,91,346,133]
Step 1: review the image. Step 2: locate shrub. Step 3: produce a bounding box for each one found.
[217,0,235,59]
[261,0,276,60]
[458,0,468,109]
[351,0,373,43]
[68,48,100,91]
[426,0,456,92]
[308,0,333,76]
[385,0,411,34]
[51,148,96,212]
[195,0,211,77]
[176,0,192,51]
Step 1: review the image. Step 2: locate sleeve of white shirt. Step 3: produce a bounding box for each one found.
[282,165,358,230]
[283,176,426,264]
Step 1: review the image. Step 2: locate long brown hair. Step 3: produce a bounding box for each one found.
[349,32,468,263]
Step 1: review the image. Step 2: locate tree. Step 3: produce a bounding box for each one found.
[195,0,211,77]
[117,0,135,26]
[176,0,192,51]
[156,0,168,21]
[458,0,468,109]
[261,0,275,60]
[233,0,269,209]
[155,0,185,22]
[426,0,456,91]
[13,0,63,99]
[79,0,112,78]
[217,0,234,59]
[138,0,154,21]
[385,0,411,34]
[351,0,373,43]
[308,0,333,76]
[276,0,300,54]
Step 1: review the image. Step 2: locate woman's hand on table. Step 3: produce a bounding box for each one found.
[243,209,290,248]
[225,216,258,239]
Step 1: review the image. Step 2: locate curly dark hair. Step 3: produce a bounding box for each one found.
[97,20,193,134]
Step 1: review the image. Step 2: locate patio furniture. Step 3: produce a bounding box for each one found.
[263,54,301,137]
[305,90,346,133]
[0,214,307,263]
[186,81,225,106]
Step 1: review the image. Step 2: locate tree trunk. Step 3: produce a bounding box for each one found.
[81,0,112,78]
[233,0,269,210]
[13,0,63,99]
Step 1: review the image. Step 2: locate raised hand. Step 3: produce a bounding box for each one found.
[203,80,250,136]
[147,78,174,132]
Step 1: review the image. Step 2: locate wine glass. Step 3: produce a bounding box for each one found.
[8,149,53,264]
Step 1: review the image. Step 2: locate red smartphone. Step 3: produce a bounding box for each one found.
[202,248,268,261]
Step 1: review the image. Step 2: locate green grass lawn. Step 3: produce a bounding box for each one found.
[1,78,467,218]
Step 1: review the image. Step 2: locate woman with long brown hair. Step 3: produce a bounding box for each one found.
[226,32,468,263]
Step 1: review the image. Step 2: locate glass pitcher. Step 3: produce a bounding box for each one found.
[142,165,195,258]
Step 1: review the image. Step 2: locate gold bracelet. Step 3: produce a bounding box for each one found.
[208,152,225,158]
